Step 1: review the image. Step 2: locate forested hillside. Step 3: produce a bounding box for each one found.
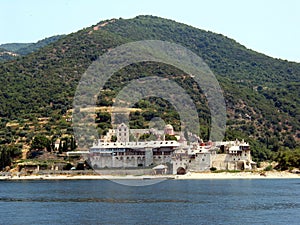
[0,35,65,61]
[0,15,299,166]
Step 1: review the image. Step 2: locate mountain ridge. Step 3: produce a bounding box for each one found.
[0,35,65,61]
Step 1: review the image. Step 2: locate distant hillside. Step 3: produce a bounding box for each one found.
[0,43,32,52]
[0,15,299,162]
[0,48,19,61]
[15,35,65,55]
[0,35,65,61]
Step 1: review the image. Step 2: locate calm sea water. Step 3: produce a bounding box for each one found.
[0,179,299,225]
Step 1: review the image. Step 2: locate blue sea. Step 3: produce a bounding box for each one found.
[0,179,299,225]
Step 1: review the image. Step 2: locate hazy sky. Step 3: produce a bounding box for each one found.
[1,0,299,62]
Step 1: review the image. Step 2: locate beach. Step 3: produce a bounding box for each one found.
[176,171,300,179]
[1,171,299,180]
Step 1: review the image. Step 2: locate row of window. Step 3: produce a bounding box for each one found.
[115,156,145,160]
[118,128,127,132]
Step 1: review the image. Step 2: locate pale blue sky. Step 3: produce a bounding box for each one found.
[1,0,299,62]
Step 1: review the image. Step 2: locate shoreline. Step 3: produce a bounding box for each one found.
[176,171,300,179]
[1,171,299,181]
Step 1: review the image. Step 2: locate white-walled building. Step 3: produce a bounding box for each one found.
[78,124,257,174]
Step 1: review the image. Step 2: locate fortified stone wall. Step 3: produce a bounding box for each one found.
[211,154,248,170]
[190,153,211,171]
[90,154,173,169]
[90,155,145,168]
[94,168,154,175]
[211,154,227,170]
[172,157,189,174]
[153,155,172,165]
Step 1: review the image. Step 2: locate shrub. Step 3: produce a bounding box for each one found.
[264,165,273,171]
[210,167,217,172]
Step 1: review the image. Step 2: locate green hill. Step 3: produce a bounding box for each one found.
[0,15,299,164]
[0,43,32,52]
[0,35,65,61]
[15,35,65,55]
